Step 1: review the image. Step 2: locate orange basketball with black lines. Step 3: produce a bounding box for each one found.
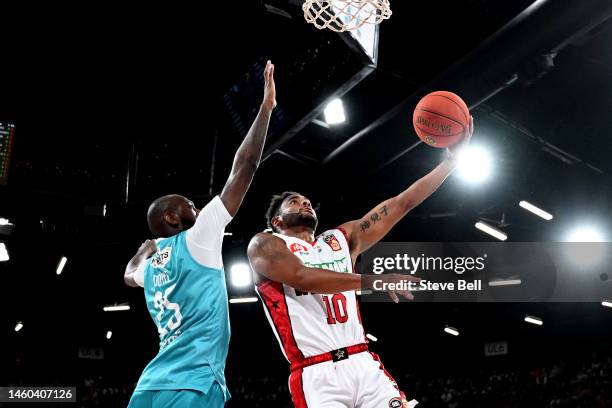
[412,91,470,148]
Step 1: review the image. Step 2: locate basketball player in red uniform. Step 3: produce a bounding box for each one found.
[247,117,473,408]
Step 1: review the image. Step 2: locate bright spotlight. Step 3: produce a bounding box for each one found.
[366,333,378,342]
[106,331,113,340]
[566,226,605,242]
[15,322,23,332]
[524,315,543,326]
[103,304,131,312]
[519,201,553,221]
[444,326,459,336]
[229,297,258,304]
[475,221,507,241]
[324,99,346,125]
[456,145,492,183]
[56,256,68,275]
[230,263,252,288]
[0,242,8,262]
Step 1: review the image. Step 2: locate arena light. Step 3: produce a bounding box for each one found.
[524,315,543,326]
[475,221,507,241]
[230,263,252,288]
[444,326,459,336]
[455,145,492,183]
[324,98,346,125]
[0,217,14,235]
[229,297,258,304]
[56,256,68,275]
[519,201,553,221]
[0,242,9,262]
[14,322,23,332]
[103,303,131,312]
[564,225,606,267]
[488,278,522,287]
[365,333,378,342]
[106,331,113,340]
[602,300,612,308]
[566,226,605,242]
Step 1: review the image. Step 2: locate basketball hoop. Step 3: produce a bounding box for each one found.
[303,0,392,32]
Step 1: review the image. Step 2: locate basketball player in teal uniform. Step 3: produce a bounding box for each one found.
[123,60,277,408]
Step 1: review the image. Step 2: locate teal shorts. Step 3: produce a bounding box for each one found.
[127,383,225,408]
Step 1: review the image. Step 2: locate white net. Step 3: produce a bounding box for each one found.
[303,0,392,32]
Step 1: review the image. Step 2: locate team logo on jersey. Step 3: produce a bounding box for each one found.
[152,247,172,268]
[290,243,309,254]
[389,397,403,408]
[323,234,341,251]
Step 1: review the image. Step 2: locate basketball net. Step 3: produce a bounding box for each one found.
[303,0,392,32]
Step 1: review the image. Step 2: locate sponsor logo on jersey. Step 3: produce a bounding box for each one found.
[290,243,309,254]
[152,247,172,268]
[389,397,403,408]
[323,234,342,251]
[304,257,349,273]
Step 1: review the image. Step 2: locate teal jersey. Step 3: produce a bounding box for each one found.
[134,197,232,401]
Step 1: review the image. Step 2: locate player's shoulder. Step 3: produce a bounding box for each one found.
[317,228,347,240]
[248,232,284,254]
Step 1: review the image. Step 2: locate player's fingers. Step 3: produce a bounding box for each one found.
[264,61,271,80]
[398,290,414,301]
[388,291,399,303]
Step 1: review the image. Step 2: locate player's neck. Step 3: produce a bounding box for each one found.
[282,227,315,245]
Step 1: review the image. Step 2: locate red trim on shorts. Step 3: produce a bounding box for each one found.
[257,280,305,362]
[290,343,369,371]
[289,368,309,408]
[369,352,401,391]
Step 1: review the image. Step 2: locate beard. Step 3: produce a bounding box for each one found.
[282,211,318,231]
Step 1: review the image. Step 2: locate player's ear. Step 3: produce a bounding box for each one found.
[164,212,180,227]
[271,215,282,231]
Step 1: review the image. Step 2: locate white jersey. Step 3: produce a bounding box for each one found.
[256,228,367,362]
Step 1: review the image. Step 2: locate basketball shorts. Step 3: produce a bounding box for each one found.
[288,351,417,408]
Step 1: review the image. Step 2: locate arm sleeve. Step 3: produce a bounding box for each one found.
[185,195,233,269]
[133,261,146,288]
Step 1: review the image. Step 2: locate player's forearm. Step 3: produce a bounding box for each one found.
[124,253,148,286]
[292,266,363,294]
[232,105,272,172]
[397,158,456,211]
[126,252,147,273]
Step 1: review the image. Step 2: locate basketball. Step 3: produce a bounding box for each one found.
[412,91,470,148]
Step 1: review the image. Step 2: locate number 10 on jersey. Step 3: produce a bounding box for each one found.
[323,293,348,324]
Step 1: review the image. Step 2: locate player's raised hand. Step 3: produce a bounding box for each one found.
[137,239,158,258]
[262,60,277,112]
[447,115,474,159]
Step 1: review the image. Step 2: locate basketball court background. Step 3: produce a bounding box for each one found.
[1,1,612,406]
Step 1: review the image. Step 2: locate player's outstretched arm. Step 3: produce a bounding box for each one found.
[340,117,473,258]
[220,60,277,217]
[124,239,158,287]
[247,233,418,300]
